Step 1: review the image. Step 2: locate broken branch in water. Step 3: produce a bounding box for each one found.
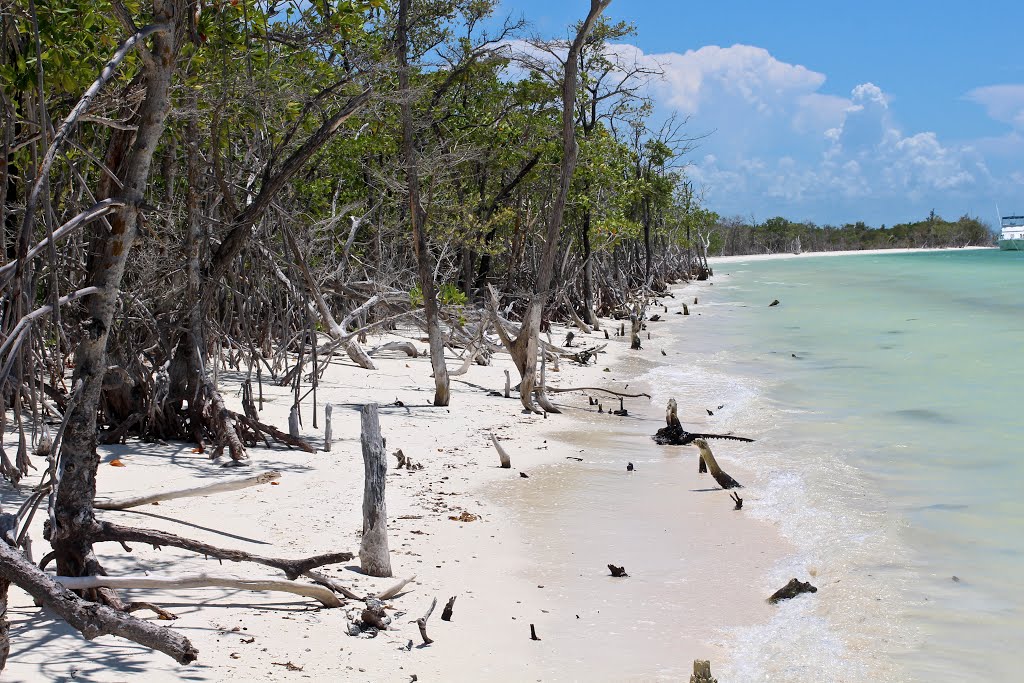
[653,398,754,445]
[692,439,743,490]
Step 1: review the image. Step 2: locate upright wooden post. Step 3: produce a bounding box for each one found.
[360,404,392,577]
[690,660,717,683]
[324,403,333,452]
[288,405,300,439]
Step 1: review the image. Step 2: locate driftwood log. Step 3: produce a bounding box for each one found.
[54,573,342,607]
[653,399,755,446]
[95,471,281,510]
[692,439,743,489]
[359,404,392,577]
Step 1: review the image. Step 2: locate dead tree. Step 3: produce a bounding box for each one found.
[359,403,392,577]
[490,0,611,413]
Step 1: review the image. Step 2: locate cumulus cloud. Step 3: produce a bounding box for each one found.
[965,85,1024,129]
[503,38,1020,222]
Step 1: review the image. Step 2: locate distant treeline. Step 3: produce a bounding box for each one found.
[707,213,994,256]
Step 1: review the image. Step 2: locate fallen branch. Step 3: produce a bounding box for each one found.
[90,521,351,580]
[368,341,418,358]
[543,386,651,399]
[0,530,197,664]
[96,471,281,510]
[230,411,315,452]
[53,573,341,607]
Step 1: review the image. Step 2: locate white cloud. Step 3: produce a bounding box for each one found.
[965,85,1024,129]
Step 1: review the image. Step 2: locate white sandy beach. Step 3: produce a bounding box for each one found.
[3,279,786,682]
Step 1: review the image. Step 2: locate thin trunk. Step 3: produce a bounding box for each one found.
[508,0,610,411]
[50,6,177,578]
[398,0,449,406]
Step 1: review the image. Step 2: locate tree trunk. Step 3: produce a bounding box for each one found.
[359,404,392,577]
[50,6,178,580]
[503,0,610,412]
[581,209,600,328]
[398,0,449,406]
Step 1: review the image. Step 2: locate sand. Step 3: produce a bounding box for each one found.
[3,279,787,682]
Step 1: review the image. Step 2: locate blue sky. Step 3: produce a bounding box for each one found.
[496,0,1024,227]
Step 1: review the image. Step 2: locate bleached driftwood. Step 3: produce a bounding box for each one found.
[95,471,281,510]
[368,341,419,357]
[376,574,416,600]
[490,433,511,469]
[542,385,650,398]
[53,573,342,607]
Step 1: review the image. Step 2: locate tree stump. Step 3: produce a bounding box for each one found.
[690,660,717,683]
[359,404,392,577]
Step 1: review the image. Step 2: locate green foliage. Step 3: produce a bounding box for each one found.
[410,284,467,308]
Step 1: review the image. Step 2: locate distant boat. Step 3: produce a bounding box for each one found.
[999,215,1024,251]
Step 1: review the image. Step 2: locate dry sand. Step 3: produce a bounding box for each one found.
[3,279,787,682]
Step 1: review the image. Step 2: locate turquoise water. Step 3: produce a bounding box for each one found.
[652,249,1024,681]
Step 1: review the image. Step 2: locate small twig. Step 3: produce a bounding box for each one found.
[730,492,743,510]
[530,623,541,641]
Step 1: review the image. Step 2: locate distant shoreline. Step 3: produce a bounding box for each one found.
[709,245,994,264]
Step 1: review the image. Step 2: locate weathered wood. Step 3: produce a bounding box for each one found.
[530,623,541,641]
[690,659,717,683]
[229,410,316,452]
[377,574,416,600]
[0,527,197,664]
[288,405,300,438]
[490,433,511,469]
[360,597,391,629]
[368,341,419,357]
[417,596,437,645]
[54,573,342,607]
[504,369,511,398]
[359,404,392,577]
[768,578,817,604]
[693,439,743,489]
[441,595,456,621]
[96,471,281,510]
[653,399,755,446]
[324,403,333,452]
[730,492,743,510]
[607,564,628,577]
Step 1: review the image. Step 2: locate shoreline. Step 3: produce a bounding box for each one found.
[708,245,993,264]
[3,280,787,682]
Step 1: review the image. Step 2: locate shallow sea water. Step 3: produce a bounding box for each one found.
[668,249,1024,681]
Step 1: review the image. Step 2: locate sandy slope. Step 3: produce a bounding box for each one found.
[3,280,785,682]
